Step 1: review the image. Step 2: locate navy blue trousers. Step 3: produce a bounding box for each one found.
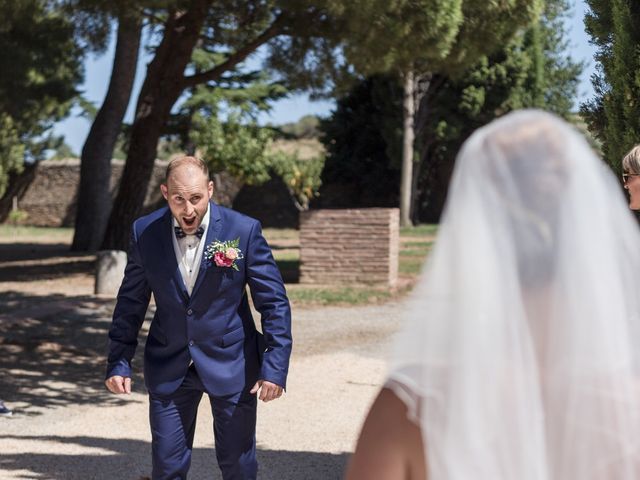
[149,365,257,480]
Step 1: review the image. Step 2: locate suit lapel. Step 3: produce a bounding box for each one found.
[190,201,222,299]
[160,208,189,303]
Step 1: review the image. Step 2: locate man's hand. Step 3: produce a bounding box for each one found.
[105,375,132,394]
[250,380,283,402]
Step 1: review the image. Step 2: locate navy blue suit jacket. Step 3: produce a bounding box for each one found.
[105,202,292,397]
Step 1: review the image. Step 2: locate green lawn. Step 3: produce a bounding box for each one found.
[0,225,73,239]
[400,224,438,237]
[262,228,299,242]
[1,223,438,307]
[271,224,437,306]
[286,286,394,305]
[398,226,434,276]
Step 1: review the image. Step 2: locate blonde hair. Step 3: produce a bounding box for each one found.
[622,144,640,174]
[164,156,209,183]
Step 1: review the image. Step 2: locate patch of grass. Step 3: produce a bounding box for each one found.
[398,226,435,278]
[400,249,431,257]
[402,241,433,248]
[0,225,72,238]
[400,224,438,237]
[272,251,299,261]
[399,257,427,274]
[262,228,299,242]
[287,286,393,306]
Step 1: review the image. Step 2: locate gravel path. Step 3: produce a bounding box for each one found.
[0,291,406,480]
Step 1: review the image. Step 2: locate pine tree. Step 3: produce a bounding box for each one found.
[581,0,640,172]
[0,0,83,197]
[320,0,581,222]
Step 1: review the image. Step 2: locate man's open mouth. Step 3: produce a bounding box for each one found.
[183,217,197,228]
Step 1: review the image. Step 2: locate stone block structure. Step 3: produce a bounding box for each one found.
[299,208,399,286]
[11,158,168,227]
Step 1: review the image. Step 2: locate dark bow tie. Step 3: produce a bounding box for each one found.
[174,225,205,239]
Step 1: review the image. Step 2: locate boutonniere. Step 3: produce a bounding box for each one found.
[204,238,243,271]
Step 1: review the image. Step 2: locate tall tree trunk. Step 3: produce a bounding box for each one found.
[101,3,211,250]
[71,12,142,252]
[0,163,37,222]
[101,2,285,250]
[400,69,416,227]
[411,73,433,223]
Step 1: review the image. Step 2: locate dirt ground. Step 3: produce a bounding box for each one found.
[0,232,405,479]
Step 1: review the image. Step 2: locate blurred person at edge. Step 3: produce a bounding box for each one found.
[345,110,640,480]
[622,144,640,210]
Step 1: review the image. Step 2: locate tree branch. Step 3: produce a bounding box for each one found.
[141,8,167,25]
[182,13,286,89]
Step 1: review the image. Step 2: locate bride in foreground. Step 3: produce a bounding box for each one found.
[346,110,640,480]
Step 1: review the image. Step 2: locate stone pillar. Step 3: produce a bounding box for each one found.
[299,208,399,287]
[95,250,127,296]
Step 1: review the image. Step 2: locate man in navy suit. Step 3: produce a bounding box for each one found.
[105,156,292,480]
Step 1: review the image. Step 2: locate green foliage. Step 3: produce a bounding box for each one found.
[416,0,581,220]
[0,0,83,195]
[190,112,274,185]
[269,0,542,95]
[319,0,581,220]
[155,138,183,161]
[7,208,28,225]
[171,47,290,185]
[270,152,325,211]
[581,0,640,172]
[277,115,322,139]
[319,74,404,208]
[533,0,583,114]
[425,5,580,141]
[75,95,99,121]
[177,46,326,208]
[338,0,465,74]
[443,0,543,76]
[0,114,25,197]
[190,111,325,210]
[49,142,77,161]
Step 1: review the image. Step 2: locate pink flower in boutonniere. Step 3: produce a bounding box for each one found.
[225,247,239,260]
[205,238,243,271]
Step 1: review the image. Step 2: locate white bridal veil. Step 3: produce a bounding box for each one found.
[389,110,640,479]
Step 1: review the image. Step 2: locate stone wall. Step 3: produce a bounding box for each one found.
[8,159,299,228]
[11,159,168,227]
[299,208,399,286]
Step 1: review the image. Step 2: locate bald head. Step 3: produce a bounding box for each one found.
[165,156,209,184]
[161,156,213,235]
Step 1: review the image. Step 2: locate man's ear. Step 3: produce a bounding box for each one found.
[160,183,169,200]
[208,180,214,199]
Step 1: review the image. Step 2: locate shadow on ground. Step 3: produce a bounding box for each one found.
[0,242,94,281]
[0,435,348,479]
[0,290,151,414]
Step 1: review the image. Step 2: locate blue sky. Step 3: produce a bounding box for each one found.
[53,1,597,155]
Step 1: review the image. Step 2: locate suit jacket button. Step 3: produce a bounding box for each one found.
[187,309,193,315]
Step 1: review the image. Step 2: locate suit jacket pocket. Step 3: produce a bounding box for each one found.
[221,326,245,347]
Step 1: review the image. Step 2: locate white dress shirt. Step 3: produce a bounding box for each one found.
[171,202,210,296]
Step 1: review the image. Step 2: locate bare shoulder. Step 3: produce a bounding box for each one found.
[345,388,427,480]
